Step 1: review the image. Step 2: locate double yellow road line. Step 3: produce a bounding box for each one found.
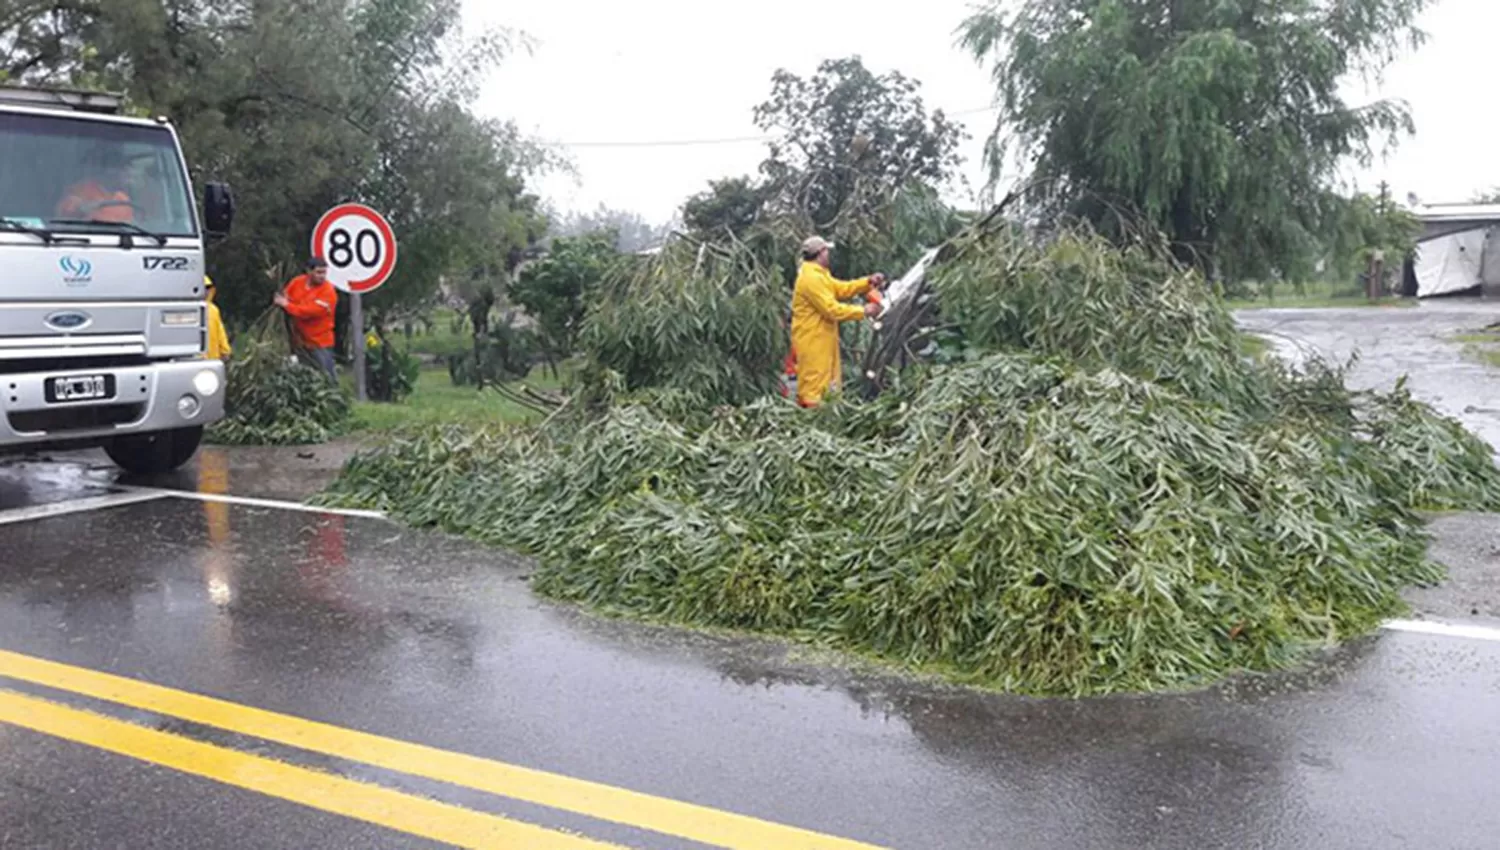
[0,649,886,849]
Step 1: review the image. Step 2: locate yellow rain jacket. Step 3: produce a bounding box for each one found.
[204,276,231,361]
[790,261,872,406]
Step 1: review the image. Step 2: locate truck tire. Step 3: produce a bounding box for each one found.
[104,426,204,476]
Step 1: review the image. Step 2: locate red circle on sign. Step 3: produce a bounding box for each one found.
[311,203,397,294]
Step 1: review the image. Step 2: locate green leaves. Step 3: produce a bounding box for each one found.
[207,310,353,446]
[320,232,1500,696]
[365,334,420,404]
[681,56,970,285]
[510,232,623,363]
[961,0,1433,281]
[573,241,788,407]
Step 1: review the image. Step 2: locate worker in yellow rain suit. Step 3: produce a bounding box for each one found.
[204,275,231,361]
[789,236,885,407]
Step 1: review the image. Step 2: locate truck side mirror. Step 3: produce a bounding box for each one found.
[203,182,234,238]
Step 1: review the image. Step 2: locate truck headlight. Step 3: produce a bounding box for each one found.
[193,369,222,397]
[162,309,201,327]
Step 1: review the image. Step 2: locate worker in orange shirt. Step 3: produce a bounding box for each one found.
[56,150,136,224]
[274,256,338,380]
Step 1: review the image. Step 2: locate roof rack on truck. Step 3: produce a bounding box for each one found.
[0,85,124,115]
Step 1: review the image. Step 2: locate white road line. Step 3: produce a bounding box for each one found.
[1381,618,1500,643]
[0,490,169,526]
[121,487,387,520]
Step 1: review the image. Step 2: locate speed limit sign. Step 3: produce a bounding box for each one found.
[311,203,397,294]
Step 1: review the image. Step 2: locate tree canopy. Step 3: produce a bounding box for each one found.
[753,57,965,234]
[680,56,968,282]
[0,0,555,327]
[960,0,1432,281]
[509,231,622,365]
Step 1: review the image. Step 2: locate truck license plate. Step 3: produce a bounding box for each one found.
[45,374,112,403]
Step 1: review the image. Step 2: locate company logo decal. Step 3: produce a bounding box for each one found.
[59,256,93,285]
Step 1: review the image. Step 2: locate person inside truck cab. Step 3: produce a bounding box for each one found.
[55,149,135,224]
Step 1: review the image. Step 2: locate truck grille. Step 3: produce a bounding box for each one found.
[0,354,150,375]
[8,403,145,434]
[0,334,148,361]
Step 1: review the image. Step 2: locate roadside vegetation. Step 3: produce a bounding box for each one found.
[350,366,560,434]
[1226,279,1416,311]
[210,321,554,444]
[1453,329,1500,370]
[208,311,353,446]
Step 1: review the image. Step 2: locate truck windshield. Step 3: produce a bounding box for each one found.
[0,111,196,239]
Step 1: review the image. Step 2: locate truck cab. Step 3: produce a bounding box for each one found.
[0,84,234,475]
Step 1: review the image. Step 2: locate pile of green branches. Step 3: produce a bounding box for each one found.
[208,309,353,446]
[573,239,788,407]
[316,228,1500,695]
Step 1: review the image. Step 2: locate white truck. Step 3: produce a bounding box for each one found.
[0,84,235,475]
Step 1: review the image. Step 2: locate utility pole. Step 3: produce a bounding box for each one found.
[1369,181,1392,301]
[1368,248,1385,302]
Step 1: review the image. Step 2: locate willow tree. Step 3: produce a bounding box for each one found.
[959,0,1432,282]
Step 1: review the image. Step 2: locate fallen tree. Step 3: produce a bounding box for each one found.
[315,227,1500,695]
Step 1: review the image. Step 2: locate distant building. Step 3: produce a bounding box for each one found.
[1405,204,1500,298]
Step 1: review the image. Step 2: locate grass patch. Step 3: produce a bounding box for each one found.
[1226,279,1415,310]
[1453,329,1500,369]
[1452,331,1500,345]
[1469,349,1500,368]
[389,308,473,359]
[350,367,559,433]
[1240,332,1271,360]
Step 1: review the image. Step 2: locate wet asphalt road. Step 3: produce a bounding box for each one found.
[0,302,1498,849]
[1237,298,1500,448]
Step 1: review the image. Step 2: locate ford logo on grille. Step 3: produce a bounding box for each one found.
[44,310,92,331]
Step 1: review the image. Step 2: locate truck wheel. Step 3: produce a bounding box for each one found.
[104,426,204,476]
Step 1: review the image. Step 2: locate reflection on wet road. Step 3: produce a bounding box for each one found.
[1,437,1499,847]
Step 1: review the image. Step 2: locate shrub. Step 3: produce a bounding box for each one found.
[364,331,420,403]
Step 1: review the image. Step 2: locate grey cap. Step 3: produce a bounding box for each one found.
[801,235,835,257]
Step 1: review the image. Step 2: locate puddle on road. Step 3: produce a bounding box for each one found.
[0,459,119,512]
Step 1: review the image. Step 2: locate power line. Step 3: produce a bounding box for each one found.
[553,134,773,149]
[540,105,997,149]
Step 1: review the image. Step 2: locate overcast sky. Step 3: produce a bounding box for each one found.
[467,0,1499,225]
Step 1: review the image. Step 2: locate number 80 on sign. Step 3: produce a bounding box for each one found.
[311,203,398,294]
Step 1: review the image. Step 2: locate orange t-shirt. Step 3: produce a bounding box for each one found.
[56,180,134,223]
[282,274,338,349]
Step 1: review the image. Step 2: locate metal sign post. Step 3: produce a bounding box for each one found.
[349,293,366,400]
